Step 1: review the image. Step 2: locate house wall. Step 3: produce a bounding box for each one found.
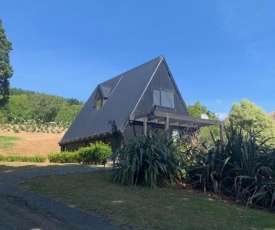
[134,62,189,117]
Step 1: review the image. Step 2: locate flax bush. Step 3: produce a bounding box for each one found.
[110,132,182,188]
[183,124,275,211]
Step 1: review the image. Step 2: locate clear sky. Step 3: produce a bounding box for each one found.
[1,0,275,120]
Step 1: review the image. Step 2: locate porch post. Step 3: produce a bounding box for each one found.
[165,115,169,131]
[143,117,148,135]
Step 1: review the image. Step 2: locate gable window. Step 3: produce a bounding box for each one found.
[153,89,174,109]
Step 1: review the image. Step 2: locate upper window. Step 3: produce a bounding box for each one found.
[94,85,111,110]
[153,89,174,109]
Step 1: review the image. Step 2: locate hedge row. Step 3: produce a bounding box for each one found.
[48,151,81,163]
[0,155,46,162]
[48,141,112,165]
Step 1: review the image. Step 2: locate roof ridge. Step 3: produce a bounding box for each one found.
[118,55,163,77]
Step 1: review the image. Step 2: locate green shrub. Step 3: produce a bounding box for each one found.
[110,132,182,188]
[48,142,112,164]
[0,155,46,162]
[78,141,112,164]
[48,151,81,163]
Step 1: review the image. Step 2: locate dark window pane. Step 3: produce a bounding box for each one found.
[153,89,161,106]
[161,91,174,108]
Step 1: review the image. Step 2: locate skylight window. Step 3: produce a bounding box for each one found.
[94,85,111,110]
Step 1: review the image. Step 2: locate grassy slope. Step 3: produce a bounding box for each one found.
[21,171,275,230]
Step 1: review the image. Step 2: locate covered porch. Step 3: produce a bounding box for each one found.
[129,110,224,141]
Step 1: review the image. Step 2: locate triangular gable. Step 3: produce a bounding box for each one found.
[131,56,189,121]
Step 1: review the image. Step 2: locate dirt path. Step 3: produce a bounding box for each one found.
[0,164,123,230]
[0,132,63,156]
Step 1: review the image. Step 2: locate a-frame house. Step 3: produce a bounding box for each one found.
[59,56,222,151]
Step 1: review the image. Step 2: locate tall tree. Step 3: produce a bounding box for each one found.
[0,19,13,105]
[188,101,220,141]
[226,99,275,146]
[188,101,217,120]
[7,94,31,122]
[55,104,83,124]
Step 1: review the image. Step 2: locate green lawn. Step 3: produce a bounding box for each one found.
[0,136,20,149]
[21,171,275,230]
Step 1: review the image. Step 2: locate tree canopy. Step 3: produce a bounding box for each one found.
[188,101,220,142]
[188,101,217,120]
[226,99,275,146]
[0,19,13,105]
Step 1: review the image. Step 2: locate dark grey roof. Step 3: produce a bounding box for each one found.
[60,56,190,144]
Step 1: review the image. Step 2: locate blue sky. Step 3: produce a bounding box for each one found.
[1,0,275,120]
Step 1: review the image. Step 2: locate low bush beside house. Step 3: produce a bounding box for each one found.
[48,141,112,165]
[78,141,112,164]
[48,151,81,163]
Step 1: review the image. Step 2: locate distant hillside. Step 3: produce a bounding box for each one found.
[0,88,84,126]
[269,112,275,121]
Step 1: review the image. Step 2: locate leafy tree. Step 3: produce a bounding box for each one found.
[188,101,220,141]
[7,94,31,122]
[29,94,67,122]
[226,99,275,146]
[188,101,217,120]
[0,20,13,105]
[55,104,83,124]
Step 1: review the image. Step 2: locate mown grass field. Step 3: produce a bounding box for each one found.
[21,170,275,230]
[0,132,63,156]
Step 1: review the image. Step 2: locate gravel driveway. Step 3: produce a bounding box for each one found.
[0,164,123,230]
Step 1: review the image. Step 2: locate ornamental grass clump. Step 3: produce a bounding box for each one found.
[110,132,182,188]
[183,124,275,211]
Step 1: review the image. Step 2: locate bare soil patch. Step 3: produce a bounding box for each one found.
[0,132,64,156]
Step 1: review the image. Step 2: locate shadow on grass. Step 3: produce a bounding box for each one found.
[0,162,102,173]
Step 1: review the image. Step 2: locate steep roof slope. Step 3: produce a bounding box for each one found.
[60,56,191,144]
[60,56,165,144]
